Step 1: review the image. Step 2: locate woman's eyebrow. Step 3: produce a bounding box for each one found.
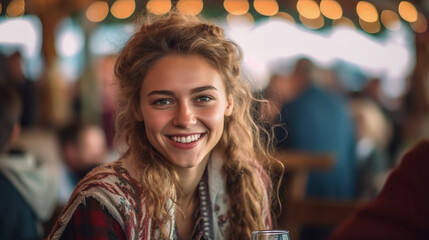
[191,86,218,94]
[147,90,174,96]
[147,86,218,96]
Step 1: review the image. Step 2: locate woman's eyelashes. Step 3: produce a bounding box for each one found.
[152,98,173,106]
[150,95,215,107]
[195,95,214,103]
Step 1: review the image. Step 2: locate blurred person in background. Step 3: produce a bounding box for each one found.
[264,58,357,240]
[329,139,429,240]
[348,95,392,200]
[0,84,56,240]
[266,58,357,200]
[4,51,38,128]
[57,121,108,205]
[95,55,118,150]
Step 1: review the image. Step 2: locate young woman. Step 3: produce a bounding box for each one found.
[49,11,275,240]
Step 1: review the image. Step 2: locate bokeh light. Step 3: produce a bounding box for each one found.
[6,0,25,17]
[359,18,380,33]
[381,10,401,31]
[177,0,203,16]
[356,1,378,23]
[254,0,279,16]
[146,0,171,15]
[398,1,418,22]
[111,0,135,19]
[410,12,428,33]
[297,0,320,20]
[320,0,343,20]
[86,1,109,23]
[224,0,249,16]
[300,13,324,29]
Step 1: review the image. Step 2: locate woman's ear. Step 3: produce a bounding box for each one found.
[133,103,144,122]
[225,95,234,116]
[134,111,143,122]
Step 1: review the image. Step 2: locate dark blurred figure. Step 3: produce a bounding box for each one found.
[267,58,357,199]
[57,121,108,204]
[0,85,56,240]
[5,51,38,128]
[348,94,392,200]
[329,139,429,240]
[95,55,118,149]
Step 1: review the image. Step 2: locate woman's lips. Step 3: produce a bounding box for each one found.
[167,133,206,149]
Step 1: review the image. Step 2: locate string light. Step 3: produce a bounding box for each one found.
[6,0,25,17]
[254,0,279,16]
[146,0,171,15]
[356,1,378,23]
[320,0,342,20]
[297,0,320,20]
[224,0,249,16]
[177,0,203,16]
[86,1,108,22]
[79,0,428,34]
[381,10,401,31]
[398,1,418,22]
[111,0,135,19]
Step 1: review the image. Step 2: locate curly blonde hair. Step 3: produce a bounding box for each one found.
[114,11,275,239]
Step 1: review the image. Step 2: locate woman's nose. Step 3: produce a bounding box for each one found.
[172,103,197,128]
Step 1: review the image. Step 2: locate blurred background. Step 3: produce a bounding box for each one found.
[0,0,428,239]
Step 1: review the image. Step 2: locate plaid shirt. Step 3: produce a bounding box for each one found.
[60,198,125,240]
[60,197,208,240]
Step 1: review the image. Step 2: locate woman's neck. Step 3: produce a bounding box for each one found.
[177,153,210,202]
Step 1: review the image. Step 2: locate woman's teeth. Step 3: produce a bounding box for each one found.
[171,134,201,143]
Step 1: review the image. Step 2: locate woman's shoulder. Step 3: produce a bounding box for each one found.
[74,159,142,195]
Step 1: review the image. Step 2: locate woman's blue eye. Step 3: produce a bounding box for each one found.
[196,96,213,102]
[153,99,172,105]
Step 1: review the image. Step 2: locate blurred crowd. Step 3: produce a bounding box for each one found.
[0,48,428,239]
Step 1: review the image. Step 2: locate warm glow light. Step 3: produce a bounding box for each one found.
[359,18,380,33]
[111,0,135,19]
[254,0,279,16]
[398,1,418,22]
[333,16,355,28]
[297,0,320,20]
[86,1,109,22]
[410,12,428,33]
[0,4,3,15]
[356,1,378,23]
[271,11,295,24]
[6,0,25,17]
[177,0,203,16]
[146,0,171,15]
[381,10,401,31]
[224,0,249,15]
[300,14,324,29]
[320,0,342,20]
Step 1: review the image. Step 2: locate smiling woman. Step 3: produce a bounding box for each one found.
[48,10,276,240]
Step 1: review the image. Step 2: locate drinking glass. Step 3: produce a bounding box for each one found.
[251,230,290,240]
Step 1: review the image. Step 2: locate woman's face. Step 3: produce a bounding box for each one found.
[138,55,233,169]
